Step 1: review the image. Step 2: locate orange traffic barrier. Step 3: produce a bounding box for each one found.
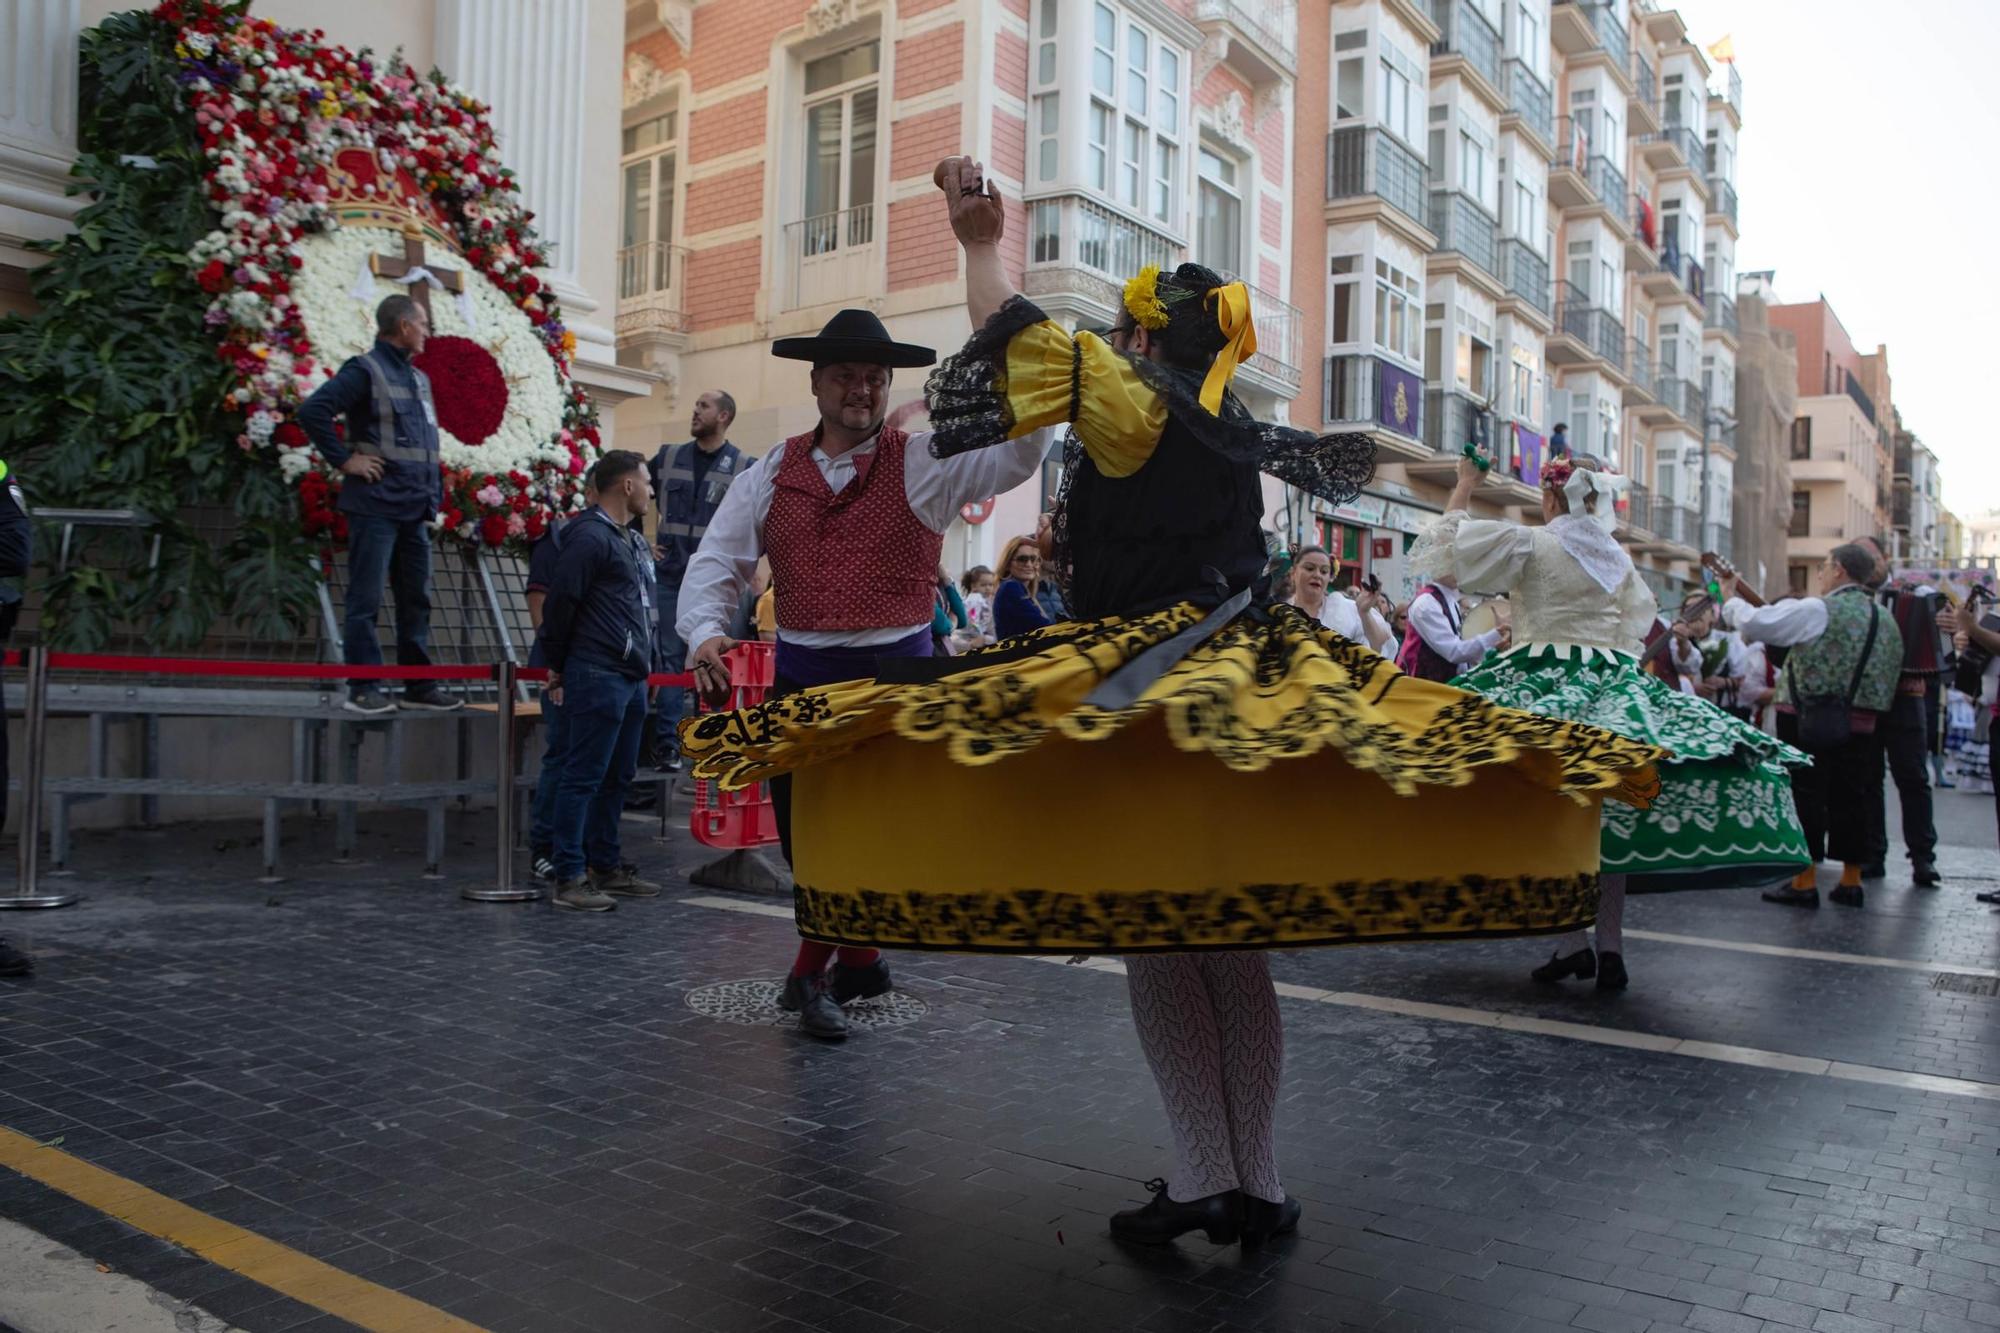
[689,641,780,849]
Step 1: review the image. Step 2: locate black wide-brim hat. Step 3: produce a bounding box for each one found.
[771,308,936,368]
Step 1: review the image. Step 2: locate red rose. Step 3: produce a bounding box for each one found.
[517,273,540,295]
[524,512,547,539]
[197,259,229,293]
[444,507,464,529]
[274,421,306,446]
[480,514,508,546]
[508,493,530,513]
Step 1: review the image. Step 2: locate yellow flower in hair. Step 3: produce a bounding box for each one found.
[1122,265,1171,331]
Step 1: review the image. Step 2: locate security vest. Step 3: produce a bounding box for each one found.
[651,439,741,590]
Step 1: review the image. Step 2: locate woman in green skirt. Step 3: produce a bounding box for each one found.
[1409,449,1810,992]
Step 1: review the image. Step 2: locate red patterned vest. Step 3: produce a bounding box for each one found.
[766,425,942,631]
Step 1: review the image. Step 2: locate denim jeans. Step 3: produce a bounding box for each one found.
[342,513,434,692]
[528,686,569,852]
[549,657,648,880]
[653,618,689,757]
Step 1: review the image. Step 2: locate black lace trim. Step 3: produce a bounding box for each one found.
[923,295,1375,507]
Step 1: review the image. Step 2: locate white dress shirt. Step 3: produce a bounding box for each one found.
[1407,584,1501,669]
[1722,593,1838,648]
[675,426,1049,655]
[1316,594,1393,655]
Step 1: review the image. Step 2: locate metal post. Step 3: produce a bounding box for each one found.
[463,660,539,902]
[3,647,78,909]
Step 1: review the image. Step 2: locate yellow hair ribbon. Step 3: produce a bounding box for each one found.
[1198,283,1257,414]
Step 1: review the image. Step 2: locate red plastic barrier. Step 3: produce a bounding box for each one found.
[690,641,780,850]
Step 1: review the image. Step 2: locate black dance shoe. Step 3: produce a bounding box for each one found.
[1531,947,1596,984]
[777,973,849,1040]
[1110,1180,1242,1246]
[1829,884,1865,908]
[1595,952,1628,992]
[1862,863,1886,880]
[1761,885,1819,909]
[1241,1195,1302,1247]
[1913,863,1943,888]
[829,958,893,1004]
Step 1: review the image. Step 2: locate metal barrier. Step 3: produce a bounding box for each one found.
[0,651,696,908]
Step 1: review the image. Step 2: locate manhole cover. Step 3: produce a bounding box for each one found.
[685,979,929,1030]
[1931,973,2000,998]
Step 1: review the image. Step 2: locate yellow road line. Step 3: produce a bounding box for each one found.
[0,1125,491,1333]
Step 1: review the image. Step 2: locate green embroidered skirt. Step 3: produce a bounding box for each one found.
[1452,644,1811,892]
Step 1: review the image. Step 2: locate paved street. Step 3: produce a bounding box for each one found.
[0,789,1995,1333]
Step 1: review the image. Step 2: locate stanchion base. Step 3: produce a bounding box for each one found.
[0,893,81,909]
[461,886,542,903]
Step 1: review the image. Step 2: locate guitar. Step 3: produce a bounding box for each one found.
[1699,551,1764,608]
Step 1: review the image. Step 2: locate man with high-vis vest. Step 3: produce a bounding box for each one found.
[298,294,463,716]
[0,459,31,978]
[644,389,741,773]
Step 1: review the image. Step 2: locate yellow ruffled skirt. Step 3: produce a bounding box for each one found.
[681,604,1663,954]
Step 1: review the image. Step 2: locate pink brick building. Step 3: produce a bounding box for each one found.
[616,0,1304,572]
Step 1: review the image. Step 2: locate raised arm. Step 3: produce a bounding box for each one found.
[937,156,1013,328]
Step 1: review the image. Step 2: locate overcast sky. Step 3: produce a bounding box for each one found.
[1663,0,2000,519]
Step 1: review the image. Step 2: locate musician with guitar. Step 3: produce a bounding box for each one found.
[1949,591,2000,894]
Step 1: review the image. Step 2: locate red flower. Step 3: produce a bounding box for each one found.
[524,511,547,539]
[274,421,306,446]
[508,492,530,513]
[480,514,507,546]
[196,259,229,293]
[517,273,539,295]
[444,507,464,529]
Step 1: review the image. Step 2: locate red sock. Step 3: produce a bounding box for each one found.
[835,947,881,968]
[790,940,836,977]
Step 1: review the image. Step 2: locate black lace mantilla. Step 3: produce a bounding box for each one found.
[924,296,1377,509]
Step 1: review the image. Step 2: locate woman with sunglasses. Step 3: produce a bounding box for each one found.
[992,532,1055,640]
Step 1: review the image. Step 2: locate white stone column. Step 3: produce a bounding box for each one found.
[0,0,84,264]
[433,0,651,417]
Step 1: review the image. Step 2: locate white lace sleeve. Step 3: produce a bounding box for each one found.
[1409,510,1532,595]
[1614,574,1659,652]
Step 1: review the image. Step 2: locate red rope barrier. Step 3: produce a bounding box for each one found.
[0,649,698,690]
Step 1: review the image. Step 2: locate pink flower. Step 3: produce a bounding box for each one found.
[474,484,505,507]
[505,512,527,538]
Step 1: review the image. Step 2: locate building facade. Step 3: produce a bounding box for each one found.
[1728,286,1793,593]
[1766,295,1886,594]
[619,0,1305,575]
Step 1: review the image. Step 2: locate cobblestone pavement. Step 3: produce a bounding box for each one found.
[0,788,1995,1333]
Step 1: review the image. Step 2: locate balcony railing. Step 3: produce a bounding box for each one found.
[1707,176,1739,225]
[1026,194,1180,288]
[781,204,877,311]
[1502,58,1553,145]
[1427,188,1498,278]
[1554,278,1625,368]
[1324,353,1423,438]
[1631,56,1656,108]
[1787,509,1810,539]
[1239,280,1303,391]
[617,240,686,304]
[1708,416,1737,451]
[1498,237,1549,314]
[1625,339,1656,397]
[1719,63,1743,117]
[1554,115,1590,176]
[1589,155,1629,227]
[1430,0,1502,93]
[1657,375,1705,429]
[1654,501,1696,548]
[1327,125,1428,228]
[1705,292,1738,339]
[1193,0,1297,80]
[1684,257,1706,307]
[1843,371,1877,425]
[1643,125,1703,170]
[1577,2,1629,68]
[1625,479,1653,533]
[1702,521,1731,558]
[1422,387,1495,457]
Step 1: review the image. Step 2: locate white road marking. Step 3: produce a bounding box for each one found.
[678,895,2000,1103]
[1622,928,2000,979]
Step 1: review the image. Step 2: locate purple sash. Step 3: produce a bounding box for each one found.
[775,627,933,690]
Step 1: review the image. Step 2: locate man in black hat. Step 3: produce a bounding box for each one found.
[675,308,1049,1039]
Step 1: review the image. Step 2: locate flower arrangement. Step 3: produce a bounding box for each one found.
[158,0,599,549]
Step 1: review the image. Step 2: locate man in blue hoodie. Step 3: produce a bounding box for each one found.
[298,294,462,715]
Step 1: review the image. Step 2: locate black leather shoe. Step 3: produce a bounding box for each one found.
[1110,1180,1241,1246]
[1596,952,1628,992]
[1913,864,1943,888]
[778,972,848,1040]
[1531,947,1596,984]
[829,958,892,1004]
[1829,884,1865,908]
[1762,886,1820,909]
[1862,863,1886,880]
[1241,1195,1301,1247]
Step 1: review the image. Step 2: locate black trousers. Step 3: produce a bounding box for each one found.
[769,674,800,871]
[1780,711,1882,867]
[1866,691,1937,867]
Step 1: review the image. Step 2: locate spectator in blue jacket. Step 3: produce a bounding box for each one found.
[525,472,596,882]
[297,295,460,716]
[993,533,1055,639]
[540,451,662,912]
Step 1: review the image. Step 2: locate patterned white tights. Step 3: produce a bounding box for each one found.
[1124,951,1285,1204]
[1555,872,1626,954]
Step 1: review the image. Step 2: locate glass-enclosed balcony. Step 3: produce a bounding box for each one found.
[1327,125,1429,230]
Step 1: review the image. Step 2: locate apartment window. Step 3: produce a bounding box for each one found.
[1031,199,1060,262]
[1329,254,1360,345]
[1660,198,1682,262]
[1633,308,1650,359]
[1033,0,1060,182]
[1509,358,1534,423]
[619,107,680,299]
[800,39,879,249]
[1790,490,1810,536]
[1375,258,1422,366]
[1196,145,1243,273]
[1091,5,1182,225]
[1790,416,1812,459]
[1380,43,1422,145]
[1600,254,1619,316]
[1567,239,1592,300]
[1597,398,1619,466]
[1663,72,1686,127]
[1661,320,1680,373]
[1035,94,1060,182]
[1036,0,1058,82]
[1512,178,1536,242]
[1334,30,1366,120]
[1569,87,1595,155]
[1516,4,1542,69]
[1459,124,1492,204]
[1704,127,1718,175]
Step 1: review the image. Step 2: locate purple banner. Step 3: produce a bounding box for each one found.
[1514,425,1545,487]
[1375,360,1423,437]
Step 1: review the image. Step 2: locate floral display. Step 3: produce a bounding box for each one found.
[157,0,600,549]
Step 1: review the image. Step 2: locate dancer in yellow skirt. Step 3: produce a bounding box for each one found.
[682,155,1662,1248]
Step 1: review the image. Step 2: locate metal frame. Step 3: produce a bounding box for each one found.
[2,648,78,909]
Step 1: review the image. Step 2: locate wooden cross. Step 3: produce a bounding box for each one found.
[369,225,464,320]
